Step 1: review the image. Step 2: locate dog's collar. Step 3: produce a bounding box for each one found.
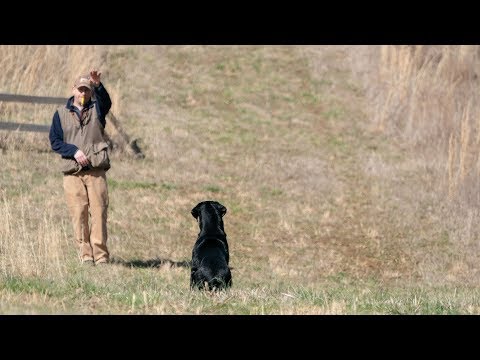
[196,234,226,243]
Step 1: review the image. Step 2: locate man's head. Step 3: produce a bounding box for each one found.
[74,74,92,91]
[73,74,93,106]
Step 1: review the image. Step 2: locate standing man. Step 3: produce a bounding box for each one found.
[49,69,112,266]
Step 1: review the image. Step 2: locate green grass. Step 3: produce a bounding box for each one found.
[1,270,479,314]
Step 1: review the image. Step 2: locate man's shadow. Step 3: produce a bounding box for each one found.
[111,256,191,269]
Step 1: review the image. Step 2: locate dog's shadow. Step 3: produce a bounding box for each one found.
[110,256,191,269]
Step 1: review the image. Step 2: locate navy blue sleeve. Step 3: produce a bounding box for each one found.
[49,110,78,158]
[93,83,112,128]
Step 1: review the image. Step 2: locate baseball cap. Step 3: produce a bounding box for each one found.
[74,74,92,91]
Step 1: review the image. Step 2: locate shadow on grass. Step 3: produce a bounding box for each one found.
[111,256,191,269]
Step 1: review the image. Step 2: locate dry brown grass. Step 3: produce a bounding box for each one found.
[358,45,480,285]
[2,45,480,314]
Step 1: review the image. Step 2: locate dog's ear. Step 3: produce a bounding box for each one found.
[216,203,227,217]
[191,204,200,219]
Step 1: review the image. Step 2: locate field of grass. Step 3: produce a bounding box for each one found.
[1,45,480,314]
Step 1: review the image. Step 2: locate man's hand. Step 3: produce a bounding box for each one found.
[74,149,90,167]
[90,69,101,87]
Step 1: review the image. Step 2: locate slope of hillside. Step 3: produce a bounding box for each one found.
[1,45,479,314]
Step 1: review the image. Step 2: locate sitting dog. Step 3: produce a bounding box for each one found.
[190,201,232,290]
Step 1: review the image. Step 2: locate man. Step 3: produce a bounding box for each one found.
[49,69,112,266]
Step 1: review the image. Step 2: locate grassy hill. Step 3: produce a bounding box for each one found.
[1,45,480,314]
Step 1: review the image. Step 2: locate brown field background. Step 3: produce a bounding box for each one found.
[1,45,480,314]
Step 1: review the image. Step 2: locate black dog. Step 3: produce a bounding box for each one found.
[190,201,232,290]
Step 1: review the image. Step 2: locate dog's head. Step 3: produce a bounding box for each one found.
[191,200,227,221]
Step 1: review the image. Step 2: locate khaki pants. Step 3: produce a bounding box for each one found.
[63,169,109,264]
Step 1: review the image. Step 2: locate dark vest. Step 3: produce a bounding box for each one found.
[57,104,110,174]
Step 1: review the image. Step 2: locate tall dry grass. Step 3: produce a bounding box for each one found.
[376,46,480,194]
[359,45,480,284]
[0,45,109,97]
[0,191,71,278]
